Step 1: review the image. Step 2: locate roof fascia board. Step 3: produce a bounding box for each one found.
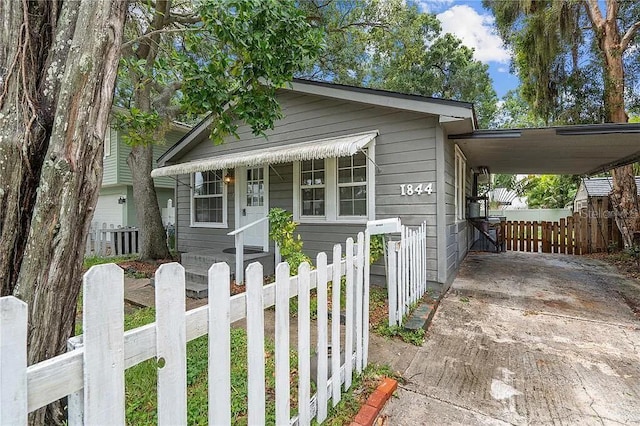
[585,150,640,176]
[287,80,474,121]
[157,114,214,166]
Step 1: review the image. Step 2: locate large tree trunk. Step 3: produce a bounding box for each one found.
[128,144,171,260]
[0,0,126,423]
[596,3,639,248]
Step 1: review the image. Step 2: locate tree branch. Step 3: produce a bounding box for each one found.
[621,21,640,52]
[167,12,201,25]
[584,0,604,29]
[123,26,200,48]
[152,81,182,112]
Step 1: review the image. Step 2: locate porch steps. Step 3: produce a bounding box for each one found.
[180,249,275,299]
[403,297,440,331]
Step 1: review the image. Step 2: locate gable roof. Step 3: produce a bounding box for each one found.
[156,79,476,167]
[581,177,640,197]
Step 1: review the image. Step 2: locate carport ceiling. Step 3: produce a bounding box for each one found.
[450,123,640,175]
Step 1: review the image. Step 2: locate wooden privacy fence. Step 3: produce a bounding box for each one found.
[501,212,622,255]
[1,233,370,425]
[85,222,139,256]
[386,221,427,326]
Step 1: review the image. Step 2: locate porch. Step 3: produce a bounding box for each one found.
[180,247,274,298]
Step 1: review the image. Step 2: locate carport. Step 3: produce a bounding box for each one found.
[451,123,640,174]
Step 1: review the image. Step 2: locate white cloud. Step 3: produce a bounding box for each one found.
[436,5,510,64]
[414,0,455,13]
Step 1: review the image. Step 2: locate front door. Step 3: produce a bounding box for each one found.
[238,166,269,249]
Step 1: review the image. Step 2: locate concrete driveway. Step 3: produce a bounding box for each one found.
[380,252,640,425]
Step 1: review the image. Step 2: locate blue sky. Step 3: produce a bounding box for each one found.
[413,0,520,98]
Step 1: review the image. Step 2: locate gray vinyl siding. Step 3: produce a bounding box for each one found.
[173,90,440,282]
[117,129,185,188]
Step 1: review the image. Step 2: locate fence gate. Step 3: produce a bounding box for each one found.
[386,221,427,326]
[501,212,622,255]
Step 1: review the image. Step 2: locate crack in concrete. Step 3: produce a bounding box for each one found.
[503,304,639,330]
[575,371,605,426]
[396,384,516,426]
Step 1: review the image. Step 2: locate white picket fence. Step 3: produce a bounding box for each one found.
[85,222,139,256]
[386,221,427,326]
[0,233,370,425]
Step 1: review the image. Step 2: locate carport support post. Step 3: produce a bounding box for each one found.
[436,127,447,285]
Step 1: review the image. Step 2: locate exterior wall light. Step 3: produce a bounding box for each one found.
[118,196,127,204]
[224,171,234,184]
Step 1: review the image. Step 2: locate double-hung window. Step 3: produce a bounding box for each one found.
[300,159,326,217]
[192,170,227,227]
[294,149,373,222]
[338,152,367,217]
[454,145,466,221]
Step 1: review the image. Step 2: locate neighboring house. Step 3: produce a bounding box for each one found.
[95,123,190,229]
[574,176,640,216]
[152,79,477,290]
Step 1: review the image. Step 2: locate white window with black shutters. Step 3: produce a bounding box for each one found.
[191,169,227,227]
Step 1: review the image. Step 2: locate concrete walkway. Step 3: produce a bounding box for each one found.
[380,252,640,425]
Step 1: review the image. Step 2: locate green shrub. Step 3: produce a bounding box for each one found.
[268,208,311,275]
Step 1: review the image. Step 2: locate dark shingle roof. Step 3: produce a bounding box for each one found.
[583,177,640,197]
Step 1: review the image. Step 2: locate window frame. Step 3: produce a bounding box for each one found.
[336,152,369,219]
[454,145,466,222]
[299,158,327,219]
[190,169,228,228]
[293,143,375,224]
[103,126,111,158]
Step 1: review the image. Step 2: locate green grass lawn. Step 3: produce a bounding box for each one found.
[75,307,390,425]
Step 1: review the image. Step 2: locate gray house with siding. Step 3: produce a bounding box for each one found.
[152,79,477,290]
[95,122,189,229]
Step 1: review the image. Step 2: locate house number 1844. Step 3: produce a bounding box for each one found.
[400,183,433,196]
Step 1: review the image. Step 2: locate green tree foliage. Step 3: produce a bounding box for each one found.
[113,0,322,259]
[485,0,640,247]
[298,0,498,127]
[523,175,580,209]
[492,89,546,128]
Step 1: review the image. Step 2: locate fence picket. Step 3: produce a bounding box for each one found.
[330,244,342,406]
[209,263,231,425]
[246,262,266,425]
[0,297,27,425]
[10,234,374,425]
[316,253,329,422]
[155,263,187,425]
[355,232,364,374]
[344,238,354,391]
[363,229,371,369]
[396,230,404,324]
[387,241,398,326]
[83,264,125,424]
[298,262,312,425]
[274,262,291,424]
